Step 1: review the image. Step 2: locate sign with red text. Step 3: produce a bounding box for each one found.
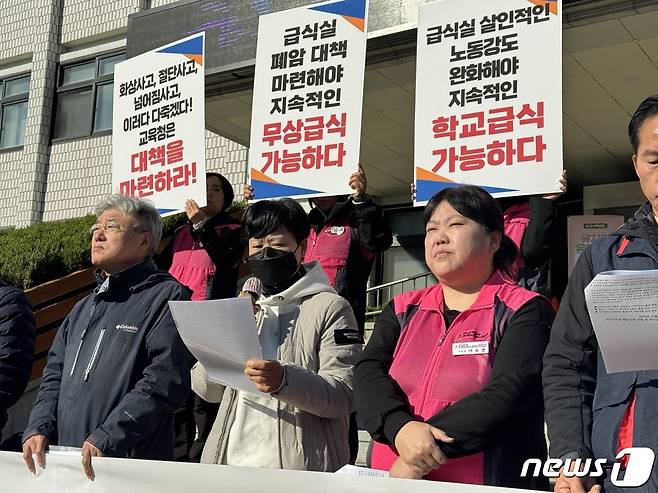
[248,0,368,200]
[112,33,206,215]
[414,0,562,205]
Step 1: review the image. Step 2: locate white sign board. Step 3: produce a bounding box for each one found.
[112,33,206,215]
[567,215,624,273]
[415,0,563,205]
[248,0,368,200]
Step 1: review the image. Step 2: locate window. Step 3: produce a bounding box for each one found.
[53,52,125,140]
[0,74,30,149]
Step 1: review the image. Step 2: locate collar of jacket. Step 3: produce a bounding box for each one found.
[308,197,355,232]
[611,201,658,259]
[94,257,160,294]
[417,270,511,313]
[615,201,656,240]
[308,196,355,227]
[259,261,335,307]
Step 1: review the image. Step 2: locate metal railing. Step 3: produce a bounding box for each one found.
[365,271,436,318]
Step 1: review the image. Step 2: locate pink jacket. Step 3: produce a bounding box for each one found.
[502,202,530,280]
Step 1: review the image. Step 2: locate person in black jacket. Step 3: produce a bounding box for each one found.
[22,195,193,481]
[0,280,35,444]
[498,169,567,299]
[544,95,658,493]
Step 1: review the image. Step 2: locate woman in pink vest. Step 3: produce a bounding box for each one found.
[168,172,243,301]
[355,185,553,489]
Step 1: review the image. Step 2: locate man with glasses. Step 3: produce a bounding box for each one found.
[22,195,193,480]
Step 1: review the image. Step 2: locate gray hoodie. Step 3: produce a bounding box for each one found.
[192,261,361,471]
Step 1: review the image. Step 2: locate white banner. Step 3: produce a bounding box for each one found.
[1,451,543,493]
[248,0,368,200]
[112,33,206,216]
[414,0,563,205]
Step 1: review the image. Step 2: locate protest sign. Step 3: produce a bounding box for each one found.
[112,33,206,215]
[415,0,562,205]
[248,0,368,200]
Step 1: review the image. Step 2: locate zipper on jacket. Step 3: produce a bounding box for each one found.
[277,399,284,469]
[419,309,468,409]
[84,328,106,381]
[438,325,450,346]
[69,301,99,376]
[69,331,87,377]
[437,309,468,346]
[437,315,454,346]
[217,389,237,464]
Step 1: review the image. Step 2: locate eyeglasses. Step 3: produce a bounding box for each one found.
[89,221,128,235]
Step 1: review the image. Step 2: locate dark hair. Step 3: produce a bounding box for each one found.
[423,185,518,277]
[206,172,234,213]
[628,95,658,153]
[242,198,310,243]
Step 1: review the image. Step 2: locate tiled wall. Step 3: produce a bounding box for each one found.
[60,0,141,45]
[0,149,24,228]
[1,0,249,226]
[0,0,38,62]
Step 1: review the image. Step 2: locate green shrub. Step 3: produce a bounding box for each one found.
[0,215,95,290]
[226,200,247,214]
[0,200,248,290]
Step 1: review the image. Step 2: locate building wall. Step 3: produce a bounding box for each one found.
[0,149,24,228]
[60,0,141,45]
[0,0,248,228]
[0,0,36,228]
[15,0,63,226]
[0,0,38,63]
[150,0,179,7]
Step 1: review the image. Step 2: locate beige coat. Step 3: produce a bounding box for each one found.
[191,262,361,471]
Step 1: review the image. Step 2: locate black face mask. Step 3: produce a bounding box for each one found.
[248,246,301,291]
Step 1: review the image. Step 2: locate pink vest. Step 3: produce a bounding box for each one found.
[503,202,530,280]
[305,217,376,287]
[169,223,240,300]
[371,273,539,484]
[304,218,352,286]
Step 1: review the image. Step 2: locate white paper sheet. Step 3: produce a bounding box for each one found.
[335,464,389,478]
[585,270,658,373]
[169,297,265,395]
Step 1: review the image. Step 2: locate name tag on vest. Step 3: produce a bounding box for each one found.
[452,341,489,356]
